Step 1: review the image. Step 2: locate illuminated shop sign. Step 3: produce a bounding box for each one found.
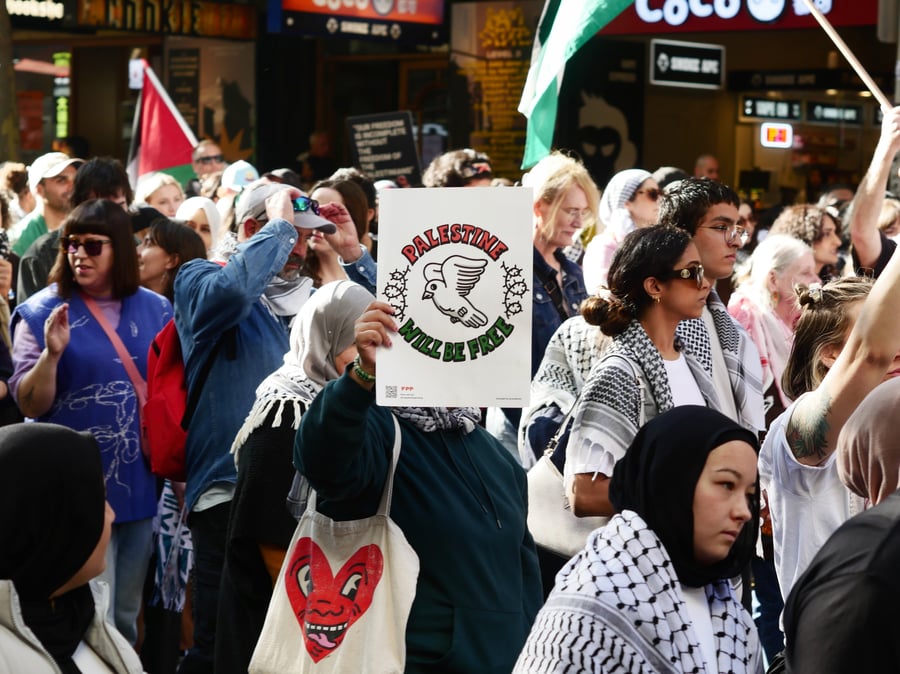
[602,0,875,34]
[270,0,446,44]
[6,0,65,19]
[76,0,257,39]
[741,97,802,121]
[805,101,863,126]
[650,39,724,90]
[760,122,793,148]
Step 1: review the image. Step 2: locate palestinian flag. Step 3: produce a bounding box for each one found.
[127,60,198,188]
[518,0,633,169]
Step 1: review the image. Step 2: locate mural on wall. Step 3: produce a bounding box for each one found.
[556,38,645,190]
[165,36,255,161]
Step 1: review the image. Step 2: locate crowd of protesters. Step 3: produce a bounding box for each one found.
[2,108,900,674]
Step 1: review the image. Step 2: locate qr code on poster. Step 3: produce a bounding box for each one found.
[385,386,397,399]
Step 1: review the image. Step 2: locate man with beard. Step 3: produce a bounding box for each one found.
[10,152,84,256]
[173,180,336,673]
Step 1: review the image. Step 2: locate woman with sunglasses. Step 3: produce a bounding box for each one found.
[8,199,172,646]
[582,168,661,293]
[564,225,725,521]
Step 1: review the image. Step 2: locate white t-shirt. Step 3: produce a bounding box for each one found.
[758,394,865,604]
[681,584,717,673]
[663,353,706,407]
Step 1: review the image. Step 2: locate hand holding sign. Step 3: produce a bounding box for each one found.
[353,301,397,383]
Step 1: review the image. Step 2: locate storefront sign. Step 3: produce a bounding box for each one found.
[805,101,864,126]
[76,0,257,39]
[729,68,893,93]
[271,0,445,43]
[650,39,724,89]
[741,96,802,121]
[601,0,875,34]
[760,122,793,148]
[7,0,65,19]
[346,111,422,186]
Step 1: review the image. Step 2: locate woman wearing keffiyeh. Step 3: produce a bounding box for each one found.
[515,406,763,674]
[564,225,725,518]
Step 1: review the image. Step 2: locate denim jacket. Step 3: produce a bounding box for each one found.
[532,248,587,377]
[174,220,296,512]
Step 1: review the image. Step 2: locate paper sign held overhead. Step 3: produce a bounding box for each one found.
[375,187,533,407]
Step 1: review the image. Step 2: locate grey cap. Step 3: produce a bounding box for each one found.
[235,180,336,234]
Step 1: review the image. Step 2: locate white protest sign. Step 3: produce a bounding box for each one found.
[376,187,533,407]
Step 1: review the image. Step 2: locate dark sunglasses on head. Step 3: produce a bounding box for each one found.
[635,188,661,201]
[459,160,492,180]
[196,154,224,165]
[292,196,321,216]
[61,236,113,256]
[669,264,705,289]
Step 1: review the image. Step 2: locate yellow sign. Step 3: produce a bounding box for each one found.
[77,0,257,39]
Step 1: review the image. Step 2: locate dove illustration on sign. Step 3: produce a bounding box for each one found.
[422,255,489,328]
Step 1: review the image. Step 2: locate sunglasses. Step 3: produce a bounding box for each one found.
[670,264,705,289]
[292,196,321,216]
[459,160,492,180]
[635,188,661,201]
[196,154,224,165]
[61,236,113,256]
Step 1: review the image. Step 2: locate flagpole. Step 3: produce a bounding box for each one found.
[797,0,892,112]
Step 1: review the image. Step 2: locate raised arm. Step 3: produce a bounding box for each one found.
[14,303,68,418]
[788,242,900,465]
[848,106,900,270]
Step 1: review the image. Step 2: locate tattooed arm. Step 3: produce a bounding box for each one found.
[787,225,900,466]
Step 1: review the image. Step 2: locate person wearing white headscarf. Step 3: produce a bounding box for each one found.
[176,196,221,253]
[214,280,375,674]
[582,168,660,292]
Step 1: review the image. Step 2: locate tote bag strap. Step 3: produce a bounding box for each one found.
[306,414,403,517]
[81,291,147,409]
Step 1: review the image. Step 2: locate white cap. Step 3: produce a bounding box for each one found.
[27,152,84,194]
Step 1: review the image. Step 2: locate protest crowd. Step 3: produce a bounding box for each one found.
[5,92,900,674]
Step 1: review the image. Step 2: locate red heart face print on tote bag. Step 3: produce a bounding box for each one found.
[285,538,385,662]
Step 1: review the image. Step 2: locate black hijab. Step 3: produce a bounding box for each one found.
[0,423,107,671]
[608,406,760,588]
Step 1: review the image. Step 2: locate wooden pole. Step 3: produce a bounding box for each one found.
[798,0,893,112]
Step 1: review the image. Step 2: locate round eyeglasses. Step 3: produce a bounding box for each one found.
[700,224,749,246]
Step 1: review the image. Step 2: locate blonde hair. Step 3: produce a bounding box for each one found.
[877,198,900,233]
[522,152,601,239]
[134,172,184,204]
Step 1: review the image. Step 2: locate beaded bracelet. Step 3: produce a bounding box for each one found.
[352,355,376,383]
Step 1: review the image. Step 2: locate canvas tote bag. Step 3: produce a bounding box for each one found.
[249,415,420,674]
[526,353,647,557]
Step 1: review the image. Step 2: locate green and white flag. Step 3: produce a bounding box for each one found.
[518,0,633,169]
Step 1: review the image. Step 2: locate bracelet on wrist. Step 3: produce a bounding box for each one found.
[352,355,376,383]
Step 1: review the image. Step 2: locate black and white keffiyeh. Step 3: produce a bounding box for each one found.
[518,316,610,467]
[514,510,762,674]
[564,320,719,487]
[676,290,765,432]
[392,406,481,434]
